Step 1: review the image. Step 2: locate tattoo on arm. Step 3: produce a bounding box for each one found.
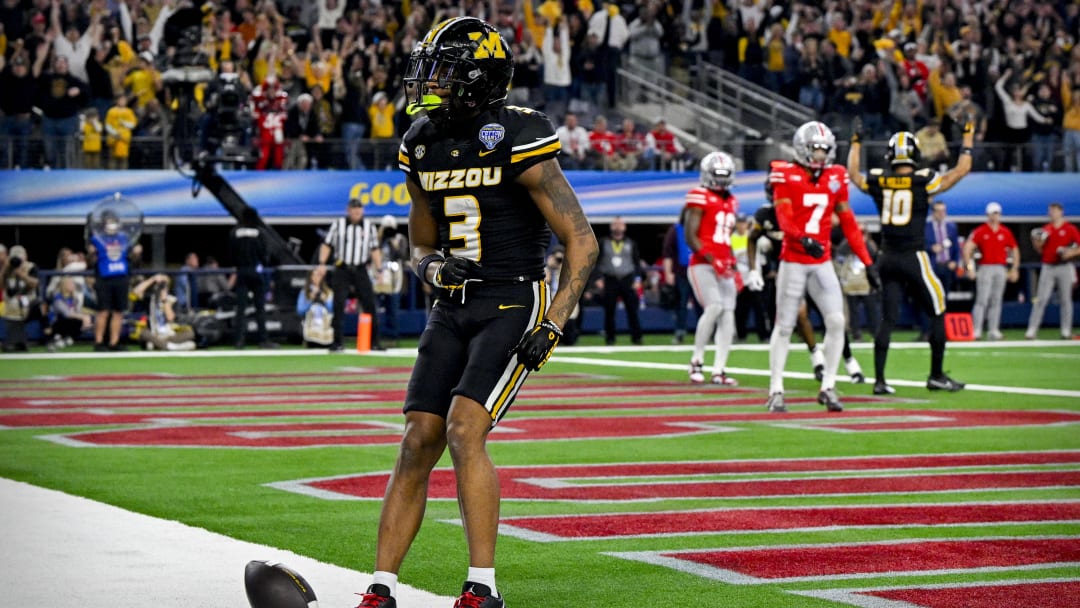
[538,161,598,326]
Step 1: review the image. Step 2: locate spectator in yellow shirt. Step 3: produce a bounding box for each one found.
[122,51,160,110]
[1064,87,1080,172]
[81,108,103,168]
[368,91,396,169]
[827,15,852,58]
[105,95,137,169]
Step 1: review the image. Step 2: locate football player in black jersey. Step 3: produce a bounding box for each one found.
[747,165,866,384]
[356,17,598,608]
[848,119,975,395]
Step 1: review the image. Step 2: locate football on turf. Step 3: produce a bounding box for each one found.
[244,560,319,608]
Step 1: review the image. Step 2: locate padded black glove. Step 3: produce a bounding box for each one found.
[850,117,864,144]
[433,256,481,289]
[511,319,563,371]
[799,236,825,259]
[866,263,882,292]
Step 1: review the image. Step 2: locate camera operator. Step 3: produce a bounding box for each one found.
[229,207,275,349]
[161,0,215,164]
[2,245,41,352]
[199,60,250,158]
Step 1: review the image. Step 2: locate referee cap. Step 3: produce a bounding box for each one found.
[985,201,1002,214]
[348,197,365,208]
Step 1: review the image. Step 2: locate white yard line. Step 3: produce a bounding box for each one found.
[4,340,1079,397]
[0,477,454,608]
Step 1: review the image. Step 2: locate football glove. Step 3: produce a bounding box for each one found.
[850,117,864,144]
[433,256,481,289]
[512,319,563,371]
[746,269,765,291]
[866,264,882,292]
[799,236,825,259]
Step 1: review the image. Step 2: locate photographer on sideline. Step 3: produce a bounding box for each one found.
[2,245,40,352]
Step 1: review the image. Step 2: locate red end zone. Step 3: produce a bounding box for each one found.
[607,537,1080,584]
[792,579,1080,608]
[24,410,1080,444]
[494,502,1080,541]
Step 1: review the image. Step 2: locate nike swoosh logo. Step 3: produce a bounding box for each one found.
[479,149,497,157]
[498,304,525,310]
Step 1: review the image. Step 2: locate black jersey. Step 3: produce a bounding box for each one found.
[399,104,561,282]
[866,167,942,253]
[752,204,784,265]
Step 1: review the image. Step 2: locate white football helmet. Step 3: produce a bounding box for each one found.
[699,151,736,191]
[792,121,836,171]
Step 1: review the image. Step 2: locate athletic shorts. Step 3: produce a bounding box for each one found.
[774,260,843,331]
[878,249,946,316]
[687,263,736,310]
[404,280,549,427]
[95,275,130,313]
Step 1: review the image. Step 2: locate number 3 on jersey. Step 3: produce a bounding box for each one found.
[445,194,482,259]
[880,189,913,226]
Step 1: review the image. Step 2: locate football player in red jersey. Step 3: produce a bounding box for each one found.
[765,121,879,413]
[1025,202,1080,339]
[685,151,741,386]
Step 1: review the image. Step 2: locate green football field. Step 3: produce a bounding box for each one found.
[1,333,1079,608]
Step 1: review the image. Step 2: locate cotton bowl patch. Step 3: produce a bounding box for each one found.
[479,123,505,150]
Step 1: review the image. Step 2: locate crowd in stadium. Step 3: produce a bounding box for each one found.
[0,0,1079,171]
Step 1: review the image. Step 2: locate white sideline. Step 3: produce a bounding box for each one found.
[0,477,454,608]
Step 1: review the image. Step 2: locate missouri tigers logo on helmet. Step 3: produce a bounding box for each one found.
[404,16,514,125]
[886,131,922,166]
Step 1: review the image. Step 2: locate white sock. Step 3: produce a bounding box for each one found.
[371,571,398,597]
[467,567,497,597]
[694,303,721,363]
[712,309,735,374]
[821,312,845,391]
[768,326,791,394]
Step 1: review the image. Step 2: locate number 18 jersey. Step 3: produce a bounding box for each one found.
[685,186,738,266]
[866,167,942,253]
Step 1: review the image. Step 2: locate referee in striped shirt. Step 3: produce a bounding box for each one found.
[318,198,384,351]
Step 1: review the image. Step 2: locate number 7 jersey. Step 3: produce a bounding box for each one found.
[769,161,849,264]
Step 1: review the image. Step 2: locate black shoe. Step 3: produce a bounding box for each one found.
[927,373,965,391]
[454,582,504,608]
[916,332,929,342]
[257,341,279,349]
[233,343,246,350]
[631,337,643,345]
[328,345,345,353]
[813,364,825,382]
[93,343,109,352]
[873,381,896,395]
[817,388,843,412]
[108,343,127,351]
[371,342,386,351]
[355,584,396,608]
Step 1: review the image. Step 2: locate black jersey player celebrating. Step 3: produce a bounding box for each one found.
[848,120,974,395]
[356,17,598,608]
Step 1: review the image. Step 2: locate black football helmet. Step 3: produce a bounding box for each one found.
[885,131,921,166]
[404,16,514,125]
